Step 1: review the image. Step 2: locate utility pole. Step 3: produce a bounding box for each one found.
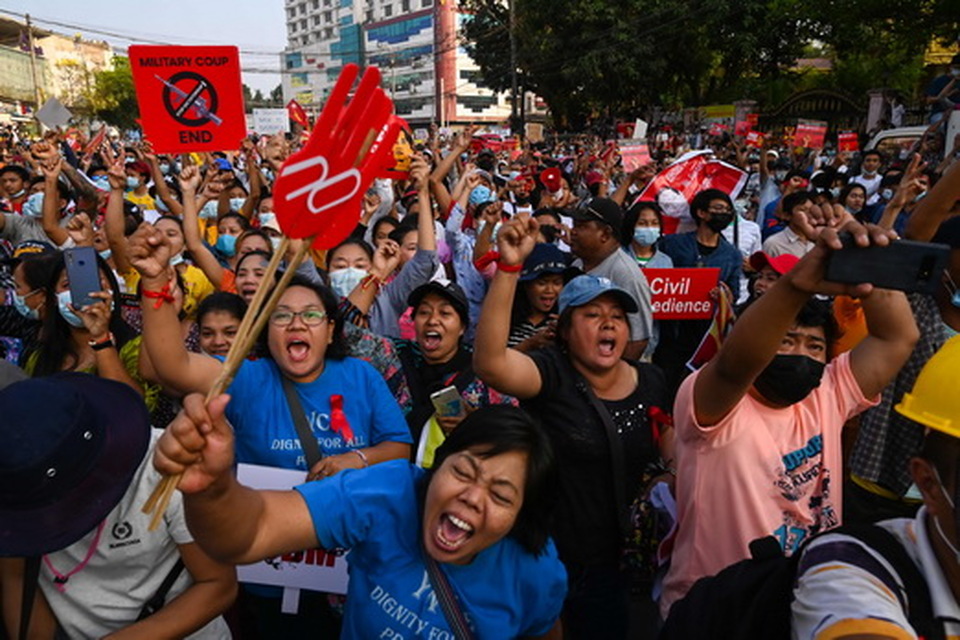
[26,14,44,109]
[508,0,519,138]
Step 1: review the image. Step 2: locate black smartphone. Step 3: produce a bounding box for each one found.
[825,233,949,294]
[63,247,101,309]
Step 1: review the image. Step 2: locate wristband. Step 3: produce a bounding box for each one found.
[497,261,522,273]
[88,332,115,351]
[359,273,383,292]
[352,449,369,467]
[142,281,175,310]
[473,250,499,272]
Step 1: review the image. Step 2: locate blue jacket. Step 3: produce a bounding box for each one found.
[657,230,743,295]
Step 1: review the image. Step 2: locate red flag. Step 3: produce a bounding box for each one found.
[686,282,736,371]
[287,99,310,129]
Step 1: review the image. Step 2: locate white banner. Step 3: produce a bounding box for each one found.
[235,463,350,594]
[252,108,291,135]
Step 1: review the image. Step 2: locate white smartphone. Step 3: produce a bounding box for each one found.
[430,386,465,418]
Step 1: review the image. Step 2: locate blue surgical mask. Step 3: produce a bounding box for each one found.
[829,187,841,199]
[199,201,219,220]
[92,176,110,191]
[259,212,277,228]
[945,271,960,308]
[10,188,24,199]
[126,176,140,190]
[22,192,43,218]
[98,248,112,261]
[12,290,40,320]
[170,252,185,267]
[881,188,894,201]
[633,227,661,247]
[229,197,246,212]
[270,237,282,252]
[215,234,237,257]
[56,290,85,328]
[328,267,368,298]
[158,163,171,175]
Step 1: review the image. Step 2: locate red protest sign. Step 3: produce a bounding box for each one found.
[129,45,246,153]
[646,268,720,319]
[746,113,759,127]
[707,123,729,137]
[734,119,752,137]
[837,132,859,153]
[620,140,652,173]
[795,120,828,150]
[273,64,401,250]
[745,130,764,148]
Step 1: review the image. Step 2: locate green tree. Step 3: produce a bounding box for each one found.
[89,57,139,131]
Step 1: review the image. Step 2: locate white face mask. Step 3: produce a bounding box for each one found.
[932,468,960,565]
[328,267,368,298]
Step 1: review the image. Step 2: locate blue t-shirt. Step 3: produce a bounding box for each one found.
[224,357,412,470]
[296,461,567,639]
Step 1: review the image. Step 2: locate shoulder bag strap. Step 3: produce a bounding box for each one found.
[423,553,475,640]
[136,559,185,621]
[574,371,629,536]
[18,556,40,640]
[280,375,323,468]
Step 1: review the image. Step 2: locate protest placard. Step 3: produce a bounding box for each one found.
[837,131,859,152]
[236,464,350,594]
[646,268,721,319]
[129,45,246,153]
[252,108,290,135]
[620,139,652,173]
[795,119,828,149]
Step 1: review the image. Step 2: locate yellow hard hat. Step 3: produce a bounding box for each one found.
[896,335,960,438]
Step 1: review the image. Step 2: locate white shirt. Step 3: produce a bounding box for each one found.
[722,216,761,304]
[851,173,883,206]
[792,507,960,640]
[762,226,814,260]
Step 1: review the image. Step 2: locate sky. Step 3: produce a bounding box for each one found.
[1,0,287,93]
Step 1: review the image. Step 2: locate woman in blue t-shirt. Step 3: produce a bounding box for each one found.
[156,403,568,639]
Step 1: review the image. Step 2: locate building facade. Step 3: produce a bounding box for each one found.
[280,0,516,126]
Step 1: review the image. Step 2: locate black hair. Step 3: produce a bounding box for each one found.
[861,150,883,162]
[197,291,248,327]
[16,251,60,292]
[919,429,960,494]
[389,220,418,246]
[326,238,374,266]
[782,190,814,215]
[621,200,662,247]
[371,216,400,241]
[690,188,733,225]
[784,169,809,183]
[28,176,73,202]
[425,406,558,555]
[235,249,273,274]
[218,212,251,231]
[255,275,347,362]
[794,297,838,359]
[236,229,272,255]
[155,214,184,231]
[0,165,30,183]
[533,208,563,225]
[33,253,135,377]
[838,183,868,211]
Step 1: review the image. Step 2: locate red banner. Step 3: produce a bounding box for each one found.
[287,99,310,129]
[707,123,729,137]
[128,45,247,153]
[734,119,752,137]
[794,120,828,149]
[837,132,859,153]
[646,268,721,319]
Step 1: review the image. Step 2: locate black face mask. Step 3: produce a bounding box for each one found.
[540,225,559,244]
[705,214,734,233]
[753,354,826,406]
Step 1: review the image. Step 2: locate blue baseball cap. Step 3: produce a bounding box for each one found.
[520,243,571,283]
[558,274,639,315]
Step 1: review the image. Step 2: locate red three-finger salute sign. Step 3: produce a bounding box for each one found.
[129,45,247,153]
[274,63,403,250]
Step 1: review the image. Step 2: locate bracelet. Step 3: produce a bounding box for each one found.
[473,250,499,271]
[88,332,115,351]
[359,273,383,292]
[497,261,523,273]
[352,449,369,467]
[142,281,176,310]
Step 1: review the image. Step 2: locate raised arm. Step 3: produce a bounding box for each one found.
[128,223,222,396]
[179,166,226,288]
[104,160,134,275]
[39,152,69,247]
[473,214,544,399]
[155,394,318,565]
[239,139,261,220]
[694,216,906,426]
[905,155,960,242]
[139,140,183,216]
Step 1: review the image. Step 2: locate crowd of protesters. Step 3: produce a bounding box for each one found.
[1,62,960,638]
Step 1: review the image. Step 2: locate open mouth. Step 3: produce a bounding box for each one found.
[286,339,310,363]
[539,296,556,309]
[598,338,616,357]
[435,513,474,552]
[240,286,257,300]
[421,330,442,351]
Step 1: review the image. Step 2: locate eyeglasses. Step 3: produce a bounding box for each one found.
[708,207,733,215]
[269,309,328,326]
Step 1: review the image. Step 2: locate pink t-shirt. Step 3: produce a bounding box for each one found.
[659,352,878,618]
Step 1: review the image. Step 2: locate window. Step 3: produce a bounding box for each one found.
[300,19,308,29]
[312,0,319,7]
[401,0,409,11]
[298,2,306,13]
[384,4,393,16]
[324,10,333,21]
[364,10,373,22]
[421,0,431,7]
[313,15,321,24]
